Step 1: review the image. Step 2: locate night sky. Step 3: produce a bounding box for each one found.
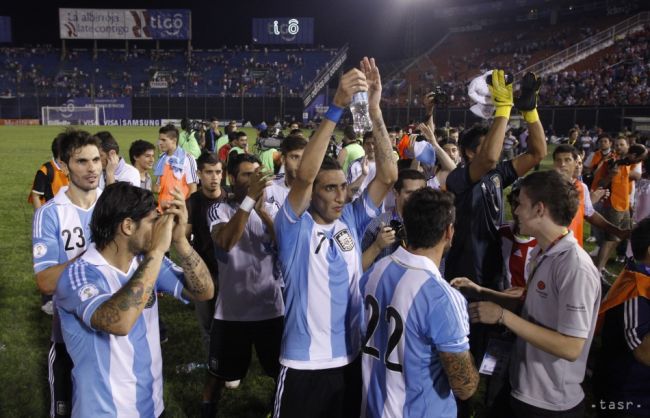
[1,0,452,63]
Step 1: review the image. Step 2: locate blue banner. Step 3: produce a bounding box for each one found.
[0,16,11,43]
[59,98,132,121]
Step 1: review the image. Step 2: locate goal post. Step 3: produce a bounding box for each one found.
[41,105,101,126]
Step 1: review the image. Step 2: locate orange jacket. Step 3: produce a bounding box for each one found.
[597,268,650,332]
[567,180,585,247]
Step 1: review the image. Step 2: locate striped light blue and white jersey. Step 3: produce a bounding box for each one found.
[360,246,470,418]
[55,244,188,418]
[32,186,100,343]
[275,189,381,370]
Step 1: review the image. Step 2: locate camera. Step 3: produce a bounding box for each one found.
[256,127,285,151]
[189,120,209,132]
[606,143,647,169]
[428,86,448,107]
[389,219,407,243]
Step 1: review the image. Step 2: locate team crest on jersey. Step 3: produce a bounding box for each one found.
[78,284,99,302]
[33,243,47,259]
[490,174,501,190]
[334,229,355,252]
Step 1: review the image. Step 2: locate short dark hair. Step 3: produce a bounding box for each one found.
[227,153,261,179]
[459,125,488,161]
[520,170,578,227]
[59,128,101,165]
[403,188,455,250]
[280,135,308,155]
[631,218,650,262]
[128,139,155,165]
[289,128,303,137]
[90,182,157,251]
[95,131,120,154]
[210,116,219,122]
[180,118,190,131]
[552,144,579,160]
[51,132,66,159]
[363,131,374,141]
[235,131,247,140]
[197,152,222,171]
[343,125,357,141]
[440,139,458,148]
[314,156,342,185]
[159,124,179,140]
[394,169,426,192]
[598,134,611,144]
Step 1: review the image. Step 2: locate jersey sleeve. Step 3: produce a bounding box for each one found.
[155,256,189,304]
[32,167,48,195]
[423,284,470,353]
[184,156,198,185]
[555,263,600,338]
[622,296,650,352]
[124,165,142,187]
[495,160,519,189]
[206,202,230,231]
[344,188,382,238]
[55,261,113,331]
[32,205,61,273]
[274,196,306,276]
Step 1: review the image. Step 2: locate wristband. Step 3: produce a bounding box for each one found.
[494,105,512,119]
[324,104,344,124]
[240,196,256,213]
[521,108,540,124]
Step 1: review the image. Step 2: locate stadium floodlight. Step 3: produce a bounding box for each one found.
[41,105,102,126]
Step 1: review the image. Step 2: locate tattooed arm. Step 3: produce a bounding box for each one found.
[174,239,214,301]
[363,57,398,208]
[439,351,479,400]
[91,251,165,336]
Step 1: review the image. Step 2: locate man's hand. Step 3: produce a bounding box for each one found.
[361,57,382,110]
[450,277,482,299]
[331,68,368,108]
[247,169,274,201]
[150,213,174,255]
[469,301,504,325]
[161,188,189,245]
[417,122,435,143]
[488,69,513,119]
[590,187,610,203]
[424,92,435,117]
[374,224,396,250]
[106,150,120,176]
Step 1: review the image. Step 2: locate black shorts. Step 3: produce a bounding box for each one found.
[208,316,283,381]
[48,342,73,418]
[272,357,361,418]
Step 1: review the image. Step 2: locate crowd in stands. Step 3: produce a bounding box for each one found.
[0,45,338,99]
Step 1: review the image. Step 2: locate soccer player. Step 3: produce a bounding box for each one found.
[265,135,308,218]
[94,131,141,189]
[453,170,601,417]
[32,129,103,418]
[272,57,398,418]
[55,183,214,418]
[185,152,227,350]
[202,153,281,418]
[153,124,198,206]
[129,139,156,190]
[360,188,479,418]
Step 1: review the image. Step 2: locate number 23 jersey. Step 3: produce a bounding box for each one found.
[33,186,100,342]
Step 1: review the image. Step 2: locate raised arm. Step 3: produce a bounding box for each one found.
[363,57,398,206]
[287,69,366,217]
[511,72,547,177]
[91,214,173,336]
[468,70,512,183]
[212,170,272,251]
[439,351,479,400]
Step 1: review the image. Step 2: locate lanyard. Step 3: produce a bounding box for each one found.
[525,229,569,291]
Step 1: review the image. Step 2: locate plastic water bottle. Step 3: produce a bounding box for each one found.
[350,91,373,136]
[175,362,207,374]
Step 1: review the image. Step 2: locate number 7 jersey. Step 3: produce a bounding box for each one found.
[33,186,100,343]
[359,246,470,418]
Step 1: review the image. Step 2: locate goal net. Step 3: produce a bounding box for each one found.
[41,105,102,126]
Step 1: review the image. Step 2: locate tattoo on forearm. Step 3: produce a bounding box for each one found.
[91,256,154,331]
[439,351,479,399]
[371,115,394,165]
[180,249,211,295]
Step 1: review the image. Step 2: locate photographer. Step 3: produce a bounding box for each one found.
[336,125,365,174]
[179,118,202,159]
[592,136,644,277]
[205,117,222,153]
